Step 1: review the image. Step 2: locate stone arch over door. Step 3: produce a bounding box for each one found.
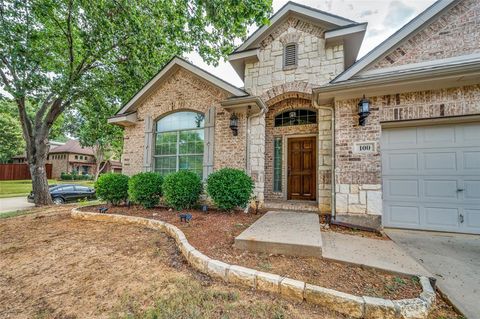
[261,82,314,106]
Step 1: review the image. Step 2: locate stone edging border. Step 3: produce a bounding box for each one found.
[71,207,435,319]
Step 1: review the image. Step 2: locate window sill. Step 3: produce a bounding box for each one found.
[283,65,297,71]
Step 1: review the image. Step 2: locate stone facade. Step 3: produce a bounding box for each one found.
[370,0,480,69]
[121,68,247,176]
[244,16,345,97]
[334,84,480,215]
[242,15,345,206]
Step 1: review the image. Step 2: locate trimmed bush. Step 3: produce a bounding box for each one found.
[94,173,129,205]
[163,171,202,210]
[206,168,254,211]
[128,172,163,208]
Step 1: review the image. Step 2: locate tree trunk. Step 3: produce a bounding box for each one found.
[30,159,52,206]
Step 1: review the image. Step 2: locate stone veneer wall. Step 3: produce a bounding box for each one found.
[242,16,345,204]
[121,68,246,176]
[334,84,480,216]
[370,0,480,70]
[244,16,344,97]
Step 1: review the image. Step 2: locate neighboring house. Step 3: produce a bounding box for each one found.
[13,139,122,178]
[11,141,65,164]
[109,0,480,234]
[48,140,122,178]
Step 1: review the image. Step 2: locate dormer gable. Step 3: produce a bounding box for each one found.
[228,2,366,80]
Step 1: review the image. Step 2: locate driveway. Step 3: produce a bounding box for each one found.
[0,197,34,213]
[386,229,480,319]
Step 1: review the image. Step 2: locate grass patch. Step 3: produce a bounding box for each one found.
[0,210,33,219]
[0,179,95,198]
[111,278,289,319]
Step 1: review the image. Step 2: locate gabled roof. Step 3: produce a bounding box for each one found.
[332,0,459,83]
[116,56,248,115]
[234,1,357,53]
[49,140,94,156]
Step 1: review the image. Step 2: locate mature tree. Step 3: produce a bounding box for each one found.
[76,89,123,181]
[0,0,272,205]
[0,112,24,163]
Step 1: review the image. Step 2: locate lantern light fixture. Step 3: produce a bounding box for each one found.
[358,95,370,126]
[229,113,239,136]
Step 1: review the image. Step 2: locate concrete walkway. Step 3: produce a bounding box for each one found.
[0,197,34,213]
[322,231,431,276]
[235,211,322,257]
[386,229,480,319]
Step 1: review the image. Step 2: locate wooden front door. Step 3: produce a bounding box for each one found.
[288,137,316,200]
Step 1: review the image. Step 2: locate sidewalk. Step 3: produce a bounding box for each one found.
[321,231,431,276]
[0,197,34,213]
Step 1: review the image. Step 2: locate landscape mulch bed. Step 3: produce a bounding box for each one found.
[82,204,423,300]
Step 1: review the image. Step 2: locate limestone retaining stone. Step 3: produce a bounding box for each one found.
[207,259,230,280]
[394,299,429,319]
[227,265,257,288]
[71,207,436,319]
[187,249,210,273]
[305,284,365,318]
[256,271,282,294]
[280,277,305,301]
[363,296,396,319]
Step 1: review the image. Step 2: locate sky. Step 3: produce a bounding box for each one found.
[188,0,437,87]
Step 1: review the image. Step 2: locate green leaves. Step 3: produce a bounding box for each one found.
[206,168,254,211]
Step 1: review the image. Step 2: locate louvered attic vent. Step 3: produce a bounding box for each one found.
[284,44,297,68]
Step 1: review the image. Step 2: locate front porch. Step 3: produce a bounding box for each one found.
[234,211,323,257]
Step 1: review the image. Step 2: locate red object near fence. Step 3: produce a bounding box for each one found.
[0,164,52,180]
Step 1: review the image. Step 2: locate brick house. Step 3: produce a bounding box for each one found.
[110,0,480,234]
[13,139,122,179]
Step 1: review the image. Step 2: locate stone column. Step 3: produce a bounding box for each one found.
[248,113,266,203]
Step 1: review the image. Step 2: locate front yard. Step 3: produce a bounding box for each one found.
[0,207,341,319]
[0,205,462,319]
[0,180,95,198]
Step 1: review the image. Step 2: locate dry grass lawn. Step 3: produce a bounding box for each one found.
[0,206,461,319]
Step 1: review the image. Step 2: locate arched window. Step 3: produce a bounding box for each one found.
[274,109,317,127]
[154,111,205,177]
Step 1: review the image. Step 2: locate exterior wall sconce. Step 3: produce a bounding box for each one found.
[358,95,370,126]
[229,113,239,136]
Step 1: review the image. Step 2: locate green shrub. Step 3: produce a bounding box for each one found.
[94,173,129,205]
[128,172,163,208]
[60,172,73,180]
[206,168,254,211]
[163,171,202,210]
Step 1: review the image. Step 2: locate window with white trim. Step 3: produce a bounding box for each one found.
[283,43,297,68]
[154,111,205,177]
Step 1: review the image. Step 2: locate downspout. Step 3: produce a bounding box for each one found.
[331,105,336,220]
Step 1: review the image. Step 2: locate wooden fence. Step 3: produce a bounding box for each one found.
[0,164,52,180]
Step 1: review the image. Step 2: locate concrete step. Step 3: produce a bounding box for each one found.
[263,200,319,213]
[235,211,322,257]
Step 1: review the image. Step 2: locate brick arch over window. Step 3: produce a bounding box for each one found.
[261,82,313,106]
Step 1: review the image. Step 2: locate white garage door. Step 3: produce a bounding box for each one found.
[381,122,480,234]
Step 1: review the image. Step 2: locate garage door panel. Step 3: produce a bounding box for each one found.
[381,122,480,234]
[423,152,457,170]
[462,124,480,142]
[382,128,417,150]
[464,180,480,200]
[421,126,456,145]
[386,205,420,227]
[464,151,480,170]
[464,209,480,231]
[384,153,418,174]
[423,179,458,199]
[385,179,419,200]
[424,207,459,228]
